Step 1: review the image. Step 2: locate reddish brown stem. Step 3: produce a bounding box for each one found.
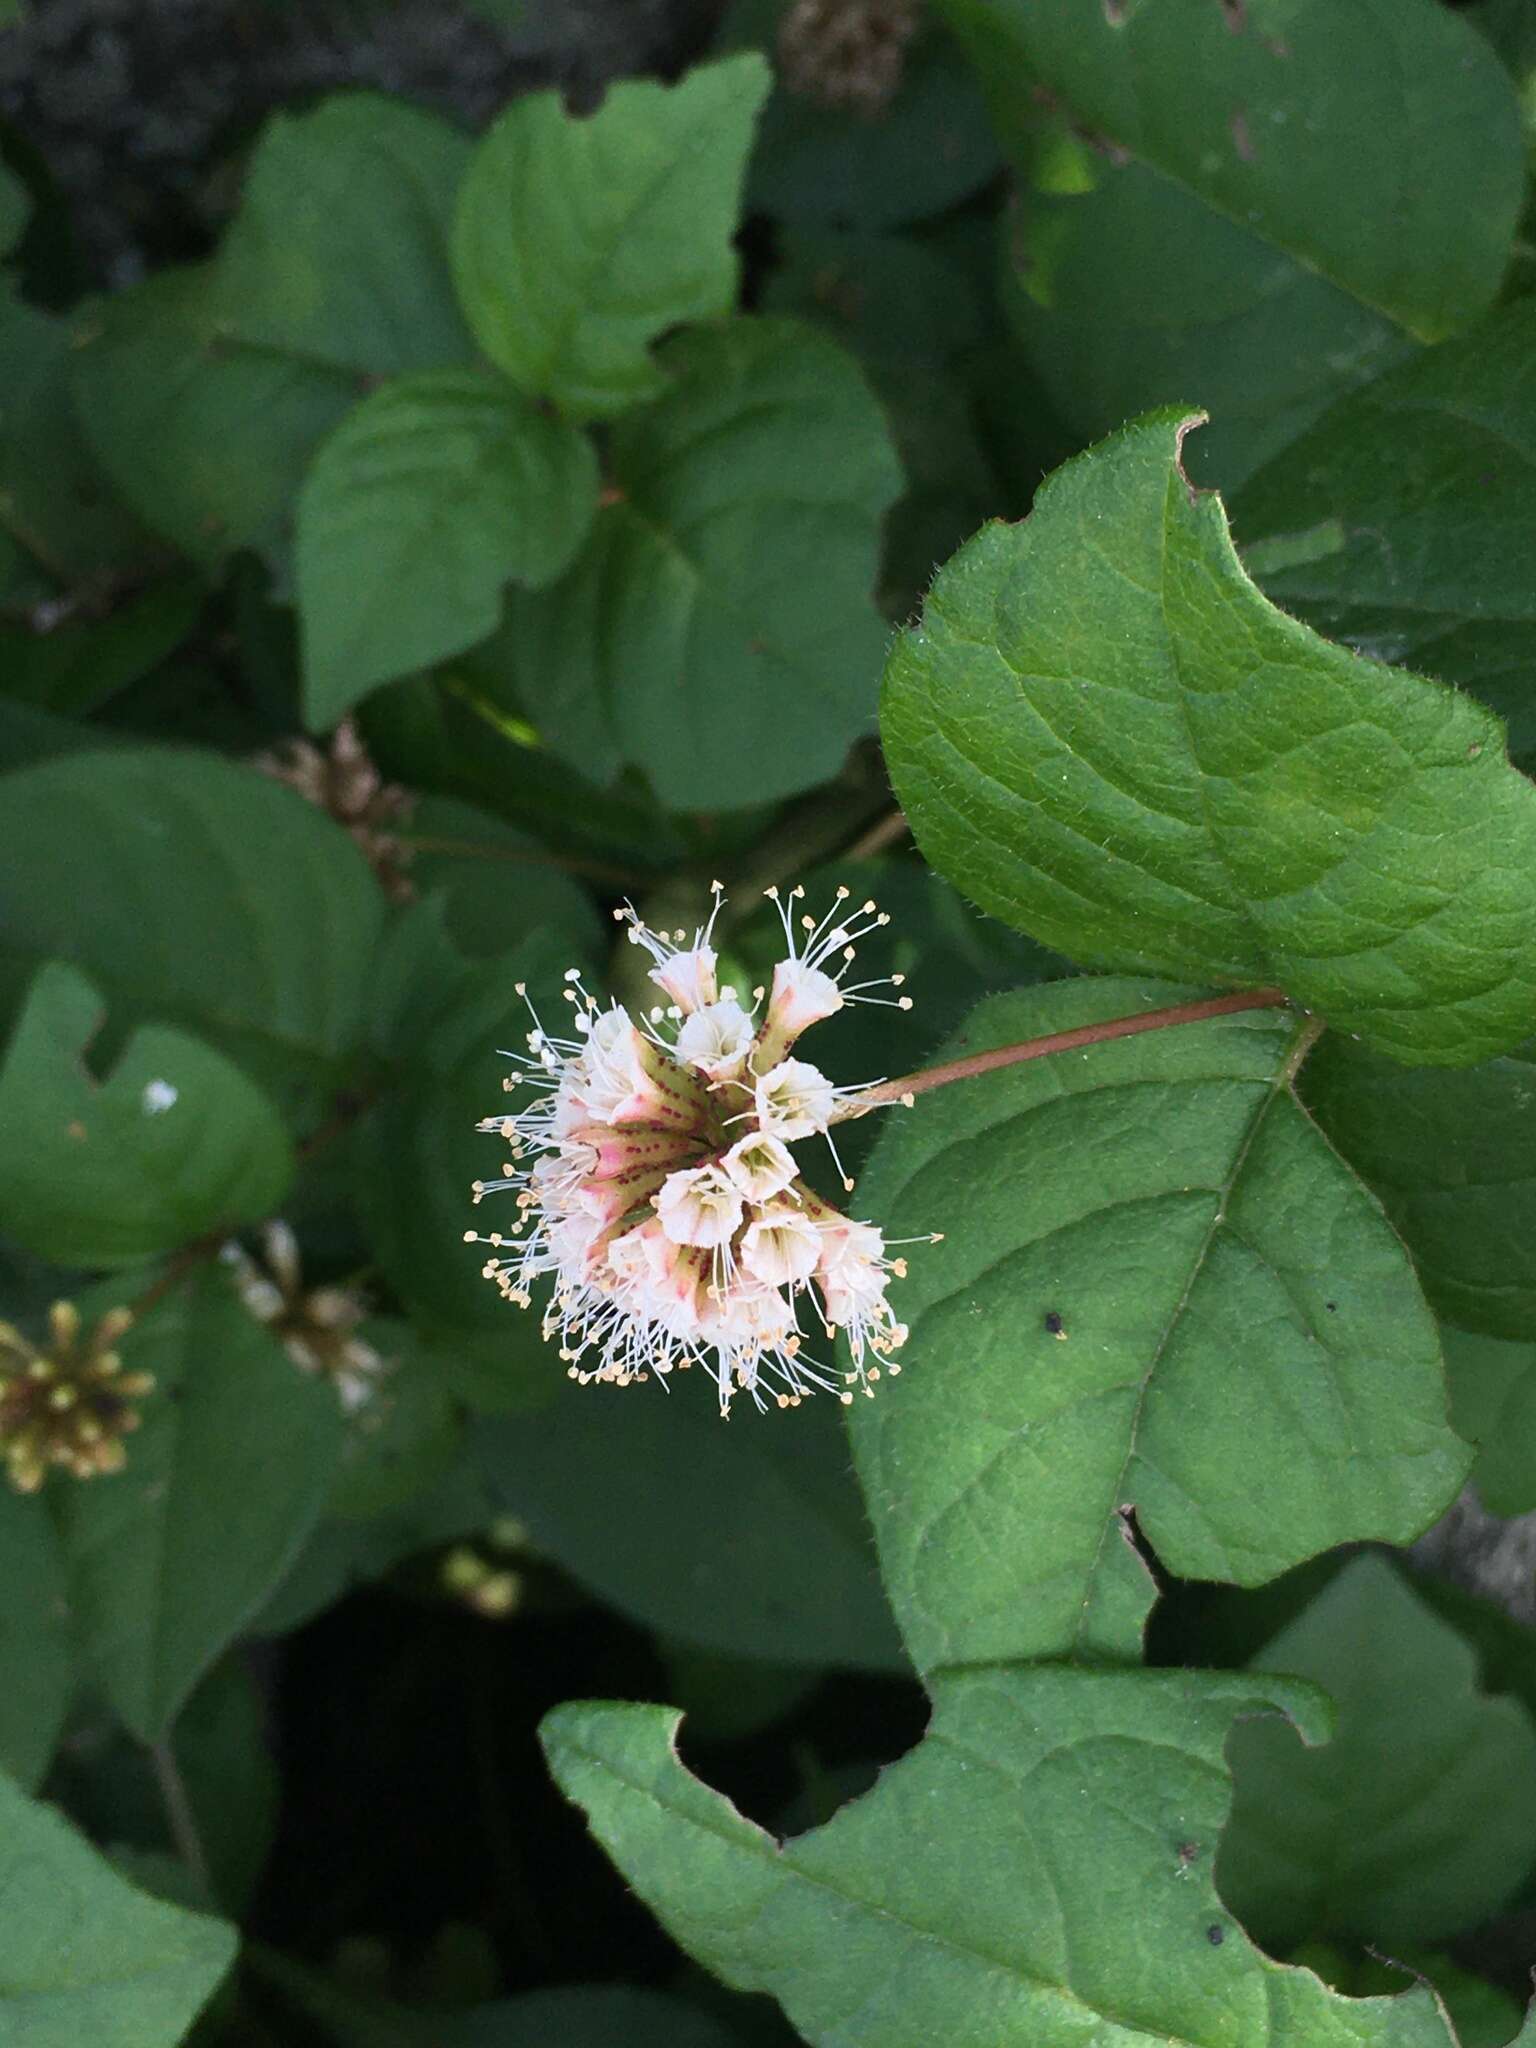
[847,987,1294,1114]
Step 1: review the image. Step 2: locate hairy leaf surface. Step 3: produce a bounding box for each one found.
[882,411,1536,1065]
[545,1668,1464,2048]
[851,981,1466,1673]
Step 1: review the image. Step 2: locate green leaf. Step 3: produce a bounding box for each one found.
[0,963,294,1269]
[248,1950,753,2048]
[51,1655,278,1917]
[0,286,151,592]
[0,576,204,719]
[881,410,1536,1067]
[850,980,1466,1674]
[71,265,358,573]
[1219,1555,1536,1949]
[1000,162,1416,493]
[0,1767,236,2044]
[1292,1944,1520,2048]
[296,371,598,725]
[475,1389,902,1670]
[1303,1032,1536,1340]
[938,0,1522,342]
[504,317,901,809]
[544,1665,1468,2048]
[214,94,476,377]
[55,1267,345,1741]
[329,1318,462,1522]
[720,1,1001,231]
[1442,1324,1536,1517]
[354,922,592,1340]
[0,746,385,1112]
[403,793,602,963]
[1234,300,1536,768]
[0,1484,71,1791]
[450,53,769,420]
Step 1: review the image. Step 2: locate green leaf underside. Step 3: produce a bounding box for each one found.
[0,962,293,1267]
[1221,1556,1536,1951]
[55,1270,344,1741]
[214,94,475,378]
[0,747,384,1110]
[881,410,1536,1067]
[1441,1324,1536,1518]
[476,1390,903,1670]
[1235,299,1536,763]
[505,317,902,810]
[851,980,1465,1675]
[0,1767,235,2043]
[71,266,357,572]
[0,1487,71,1791]
[938,0,1521,342]
[1304,1032,1536,1341]
[297,371,599,725]
[1001,161,1416,492]
[451,54,770,420]
[543,1667,1465,2048]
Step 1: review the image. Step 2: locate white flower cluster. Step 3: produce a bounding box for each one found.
[466,884,935,1415]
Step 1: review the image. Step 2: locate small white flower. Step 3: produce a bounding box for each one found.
[656,1164,745,1249]
[649,943,718,1016]
[754,1058,836,1141]
[741,1204,823,1287]
[468,884,921,1414]
[675,998,755,1081]
[722,1131,798,1204]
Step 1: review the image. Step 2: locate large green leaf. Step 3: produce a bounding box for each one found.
[0,747,384,1111]
[1219,1555,1536,1949]
[296,371,598,725]
[476,1389,902,1670]
[1304,1032,1536,1340]
[1441,1324,1536,1518]
[504,317,902,809]
[55,1268,344,1741]
[1000,160,1415,492]
[1234,300,1536,768]
[71,265,357,573]
[939,0,1521,342]
[881,410,1536,1067]
[0,962,293,1269]
[544,1666,1467,2048]
[0,1767,236,2044]
[450,54,769,420]
[851,980,1465,1674]
[0,1485,71,1792]
[214,93,475,377]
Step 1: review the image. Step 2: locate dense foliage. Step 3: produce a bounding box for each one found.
[4,1,1536,2042]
